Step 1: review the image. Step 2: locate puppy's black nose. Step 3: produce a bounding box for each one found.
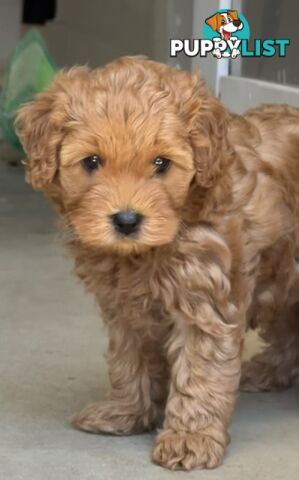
[111,210,143,236]
[233,19,241,27]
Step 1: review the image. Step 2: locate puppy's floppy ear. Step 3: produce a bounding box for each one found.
[176,70,230,188]
[16,67,90,190]
[16,89,62,190]
[205,13,221,31]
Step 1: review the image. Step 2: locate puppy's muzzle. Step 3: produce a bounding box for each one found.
[111,210,143,236]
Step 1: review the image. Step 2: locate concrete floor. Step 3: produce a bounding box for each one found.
[1,156,299,480]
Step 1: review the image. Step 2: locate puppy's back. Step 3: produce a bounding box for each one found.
[229,104,299,194]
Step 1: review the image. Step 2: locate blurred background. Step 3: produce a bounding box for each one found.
[0,0,298,140]
[1,2,299,479]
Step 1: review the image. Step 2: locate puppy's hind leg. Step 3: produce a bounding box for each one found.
[242,251,299,392]
[241,300,299,392]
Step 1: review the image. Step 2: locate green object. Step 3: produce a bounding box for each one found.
[0,29,58,150]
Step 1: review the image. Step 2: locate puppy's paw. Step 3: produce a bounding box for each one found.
[152,429,225,471]
[72,400,156,435]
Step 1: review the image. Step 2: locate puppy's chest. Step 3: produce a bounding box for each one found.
[81,250,195,314]
[86,256,156,310]
[92,247,215,312]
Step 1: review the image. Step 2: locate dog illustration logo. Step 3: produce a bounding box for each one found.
[204,9,248,58]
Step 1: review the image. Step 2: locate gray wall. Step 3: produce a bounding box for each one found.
[0,0,21,68]
[43,0,169,68]
[240,0,299,87]
[42,0,220,91]
[0,0,219,93]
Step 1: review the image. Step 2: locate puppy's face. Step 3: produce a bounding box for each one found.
[58,93,195,254]
[16,57,228,254]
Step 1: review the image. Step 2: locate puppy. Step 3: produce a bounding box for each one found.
[16,57,299,471]
[205,10,244,58]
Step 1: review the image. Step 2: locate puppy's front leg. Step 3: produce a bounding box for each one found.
[153,236,243,470]
[73,316,164,435]
[153,301,242,470]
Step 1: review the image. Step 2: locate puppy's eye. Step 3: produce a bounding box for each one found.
[81,155,102,172]
[153,157,171,175]
[221,18,226,24]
